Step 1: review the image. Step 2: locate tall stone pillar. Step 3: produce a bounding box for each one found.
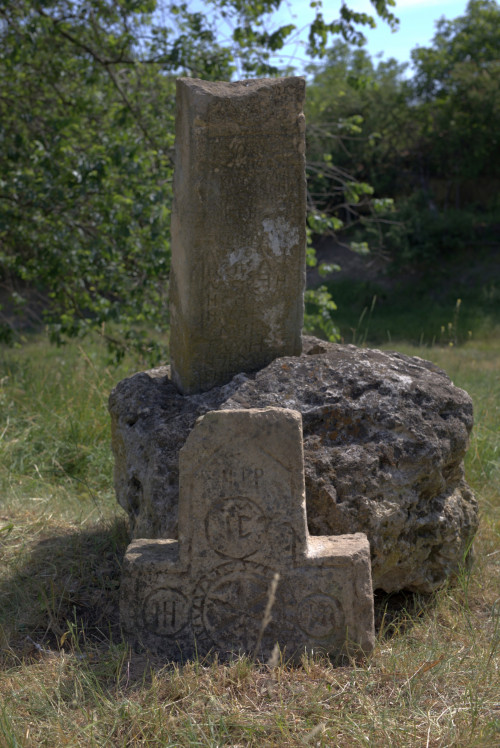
[169,77,307,394]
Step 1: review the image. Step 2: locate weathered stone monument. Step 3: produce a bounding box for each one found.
[110,339,478,594]
[169,77,306,394]
[112,75,478,662]
[120,408,375,660]
[118,75,376,661]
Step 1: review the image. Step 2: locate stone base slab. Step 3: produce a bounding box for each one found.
[120,532,374,662]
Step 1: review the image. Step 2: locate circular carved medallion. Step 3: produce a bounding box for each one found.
[296,593,343,639]
[192,561,277,652]
[143,588,190,636]
[205,497,267,558]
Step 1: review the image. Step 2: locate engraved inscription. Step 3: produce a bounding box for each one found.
[122,409,374,661]
[220,466,264,487]
[169,77,306,394]
[205,497,267,558]
[143,588,190,636]
[192,561,277,651]
[296,593,344,639]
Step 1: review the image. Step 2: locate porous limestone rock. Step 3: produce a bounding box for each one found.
[109,337,478,594]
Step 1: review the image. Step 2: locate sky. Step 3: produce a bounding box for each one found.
[268,0,470,71]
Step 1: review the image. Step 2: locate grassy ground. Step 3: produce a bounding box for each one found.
[323,246,500,347]
[0,333,499,746]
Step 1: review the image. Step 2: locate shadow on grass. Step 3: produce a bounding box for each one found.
[373,589,436,642]
[0,518,130,665]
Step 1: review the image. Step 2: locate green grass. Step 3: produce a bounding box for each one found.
[326,247,500,346]
[0,332,499,746]
[0,339,139,522]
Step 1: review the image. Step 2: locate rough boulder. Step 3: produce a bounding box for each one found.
[108,337,478,593]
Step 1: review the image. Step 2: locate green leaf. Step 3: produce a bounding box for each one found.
[350,242,370,255]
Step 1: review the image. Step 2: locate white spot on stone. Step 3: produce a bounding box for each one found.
[228,247,248,266]
[262,304,286,347]
[392,373,413,387]
[262,217,299,257]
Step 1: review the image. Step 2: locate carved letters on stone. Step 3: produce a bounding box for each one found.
[120,408,375,661]
[169,77,307,394]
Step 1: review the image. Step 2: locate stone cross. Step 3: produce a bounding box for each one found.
[169,77,307,394]
[120,408,375,661]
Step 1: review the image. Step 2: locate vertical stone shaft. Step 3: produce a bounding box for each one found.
[169,77,307,394]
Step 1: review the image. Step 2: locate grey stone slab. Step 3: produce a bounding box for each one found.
[169,77,306,394]
[120,407,375,662]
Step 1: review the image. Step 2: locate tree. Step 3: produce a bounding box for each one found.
[410,0,500,206]
[0,1,178,356]
[0,1,398,356]
[304,1,500,271]
[306,42,411,213]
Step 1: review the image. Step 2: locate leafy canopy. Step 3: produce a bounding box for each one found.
[0,0,398,356]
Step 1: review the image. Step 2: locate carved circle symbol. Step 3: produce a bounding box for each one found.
[296,593,343,639]
[143,588,190,637]
[192,561,276,652]
[205,497,267,558]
